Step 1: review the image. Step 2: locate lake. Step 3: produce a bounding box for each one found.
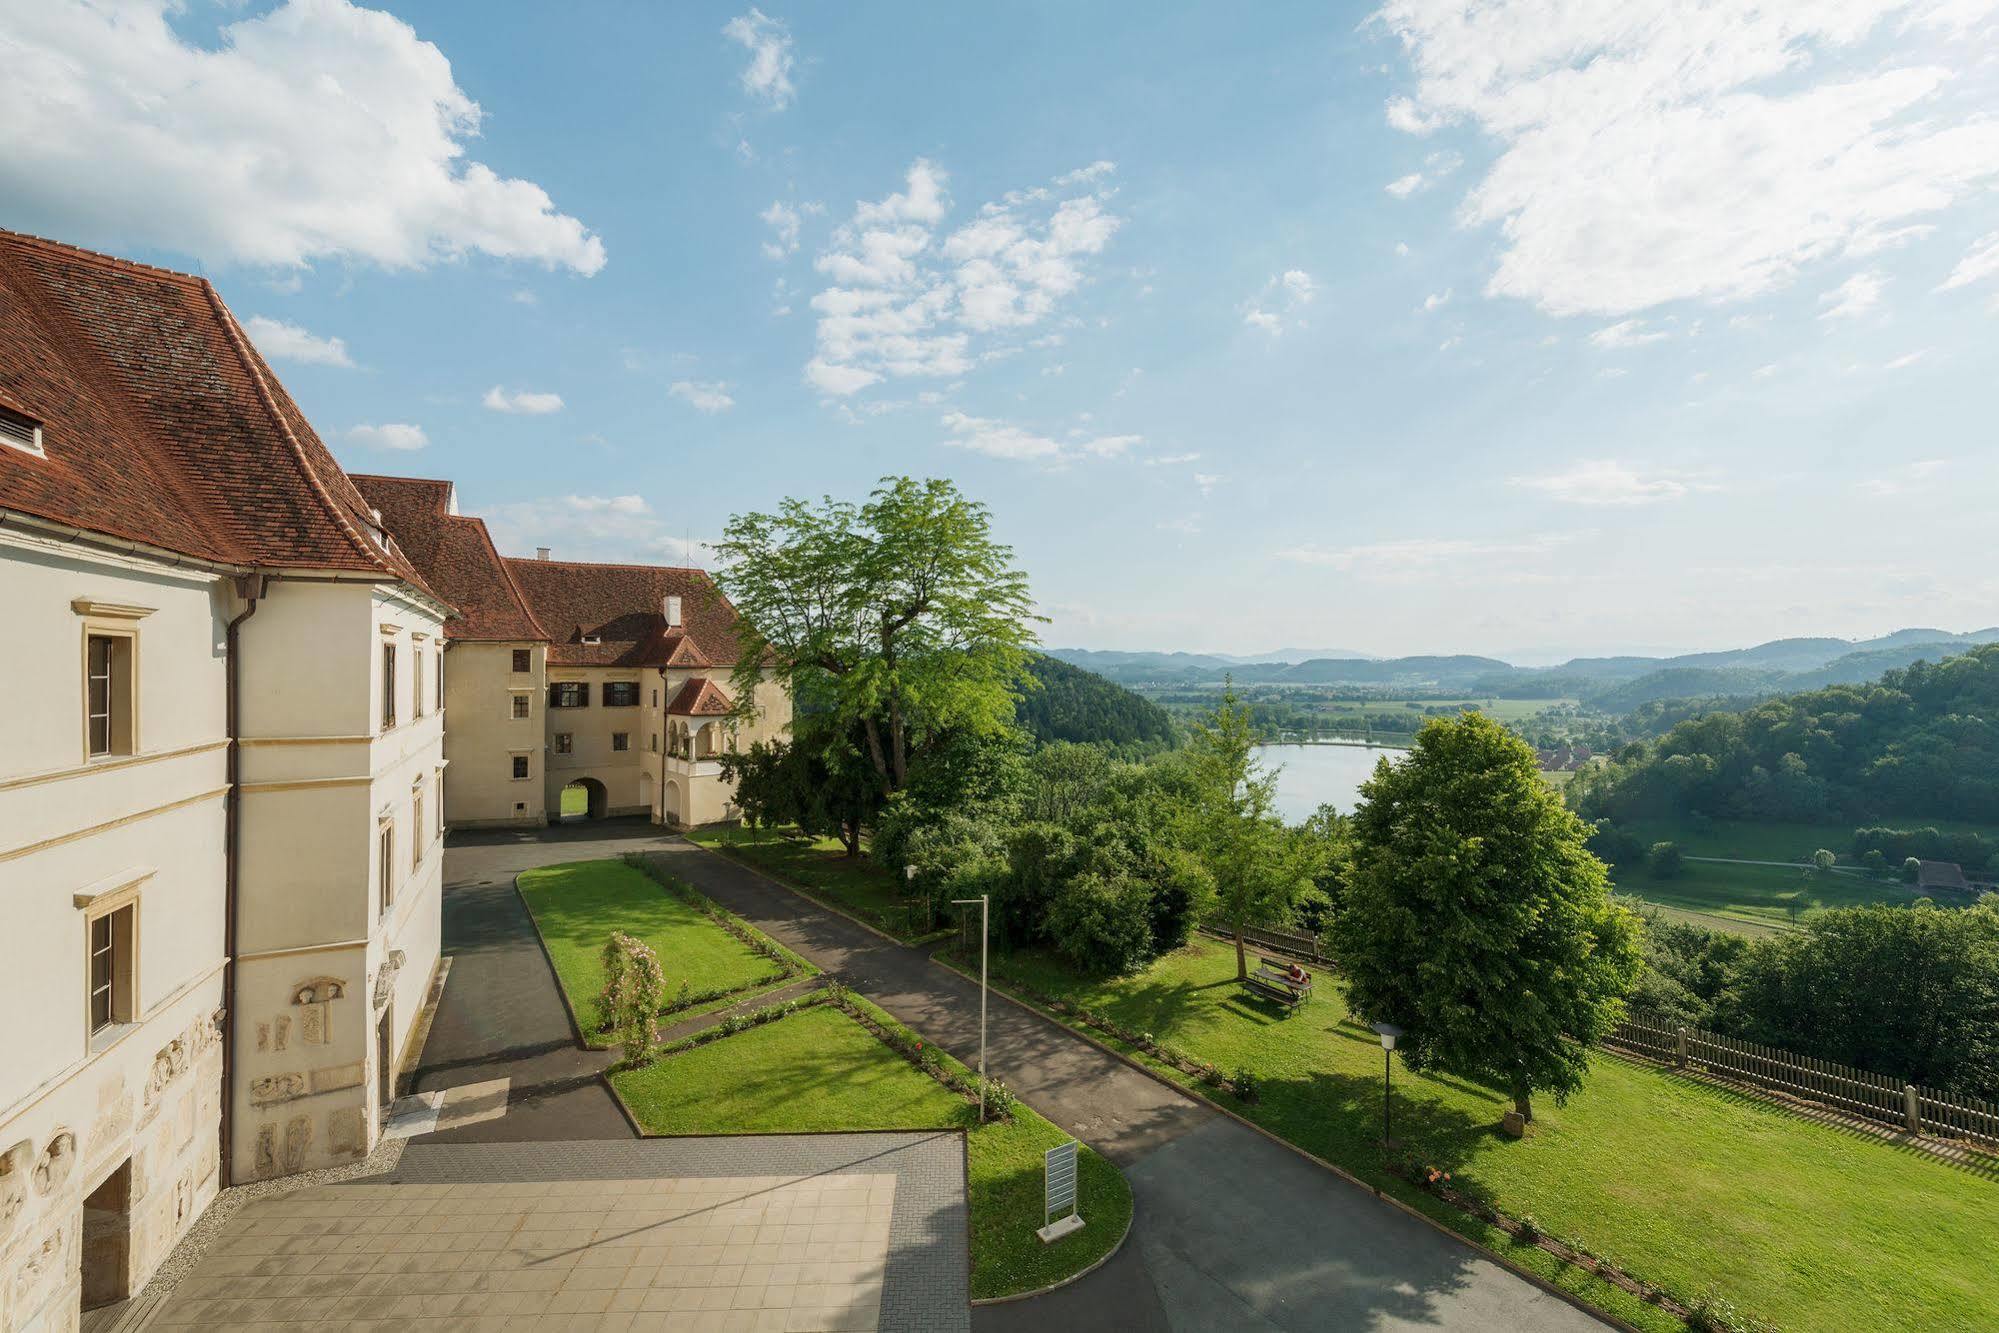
[1255,742,1408,824]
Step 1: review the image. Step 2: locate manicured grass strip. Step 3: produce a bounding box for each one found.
[558,784,589,816]
[610,997,1132,1301]
[962,936,1999,1333]
[686,825,944,942]
[518,859,780,1041]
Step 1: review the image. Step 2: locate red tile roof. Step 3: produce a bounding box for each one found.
[503,557,743,667]
[352,474,549,642]
[0,230,437,596]
[666,676,735,716]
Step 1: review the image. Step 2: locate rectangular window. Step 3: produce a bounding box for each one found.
[412,648,425,717]
[412,788,424,868]
[511,754,530,780]
[87,904,135,1035]
[603,681,639,707]
[612,732,630,752]
[651,688,659,708]
[436,647,444,706]
[649,733,658,753]
[378,823,395,914]
[511,693,531,720]
[554,733,573,754]
[512,648,531,673]
[549,681,588,709]
[85,633,135,758]
[436,775,445,838]
[381,643,397,730]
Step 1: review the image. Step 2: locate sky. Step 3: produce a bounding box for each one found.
[6,0,1999,663]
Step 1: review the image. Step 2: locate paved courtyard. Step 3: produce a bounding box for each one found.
[146,1134,966,1332]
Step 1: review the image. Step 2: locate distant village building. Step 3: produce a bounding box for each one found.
[1534,744,1593,772]
[0,230,787,1327]
[1915,860,1971,896]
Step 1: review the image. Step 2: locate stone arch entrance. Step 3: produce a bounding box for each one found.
[557,776,608,822]
[660,778,683,828]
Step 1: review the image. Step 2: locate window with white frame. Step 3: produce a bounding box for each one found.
[87,903,136,1036]
[85,632,136,757]
[412,783,425,869]
[381,642,397,731]
[511,692,532,720]
[378,820,395,915]
[511,753,530,780]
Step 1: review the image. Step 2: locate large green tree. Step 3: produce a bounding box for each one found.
[714,477,1039,796]
[1184,686,1321,980]
[1335,713,1641,1122]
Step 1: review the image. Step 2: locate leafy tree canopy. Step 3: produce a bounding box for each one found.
[714,476,1039,794]
[1334,712,1642,1120]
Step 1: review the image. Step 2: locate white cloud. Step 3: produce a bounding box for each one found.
[1385,172,1425,199]
[1422,289,1451,312]
[939,412,1140,464]
[1819,271,1885,321]
[1884,349,1928,369]
[510,289,538,306]
[668,380,735,414]
[1145,452,1201,466]
[1394,241,1411,257]
[1859,458,1948,496]
[1193,472,1221,495]
[484,492,716,565]
[1244,267,1318,335]
[722,8,796,110]
[483,386,564,415]
[1588,319,1667,350]
[1511,459,1713,506]
[1383,149,1462,199]
[347,423,427,451]
[1158,516,1203,536]
[760,202,802,259]
[1938,230,1999,293]
[940,412,1063,461]
[1377,0,1999,316]
[1279,532,1574,577]
[0,1,603,276]
[805,160,1120,396]
[245,315,354,368]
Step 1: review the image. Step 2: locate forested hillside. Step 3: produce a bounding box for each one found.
[1016,653,1178,751]
[1571,644,1999,824]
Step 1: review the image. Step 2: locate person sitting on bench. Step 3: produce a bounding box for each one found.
[1285,963,1310,987]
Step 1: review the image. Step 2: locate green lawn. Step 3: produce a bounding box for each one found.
[686,825,940,941]
[969,935,1999,1333]
[559,783,588,816]
[517,859,783,1040]
[1609,858,1924,935]
[610,1000,1133,1300]
[1620,814,1999,864]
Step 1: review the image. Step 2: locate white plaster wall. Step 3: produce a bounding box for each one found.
[544,667,652,815]
[0,534,229,1328]
[441,641,545,827]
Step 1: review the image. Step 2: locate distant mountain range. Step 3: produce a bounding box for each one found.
[1046,628,1999,706]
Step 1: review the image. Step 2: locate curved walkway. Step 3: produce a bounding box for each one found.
[439,822,1606,1331]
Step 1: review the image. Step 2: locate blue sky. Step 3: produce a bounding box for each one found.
[8,1,1999,661]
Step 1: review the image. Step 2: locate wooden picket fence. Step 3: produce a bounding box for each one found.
[1608,1009,1999,1151]
[1196,920,1329,963]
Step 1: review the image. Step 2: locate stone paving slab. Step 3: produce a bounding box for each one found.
[144,1133,966,1333]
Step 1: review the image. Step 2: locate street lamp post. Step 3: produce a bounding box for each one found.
[951,893,990,1121]
[1371,1021,1403,1152]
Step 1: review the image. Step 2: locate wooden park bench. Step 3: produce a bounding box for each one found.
[1244,955,1313,1007]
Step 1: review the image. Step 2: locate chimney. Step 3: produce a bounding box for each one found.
[535,547,551,561]
[664,595,683,627]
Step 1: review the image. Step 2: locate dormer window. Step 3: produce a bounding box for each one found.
[581,634,603,645]
[0,404,44,458]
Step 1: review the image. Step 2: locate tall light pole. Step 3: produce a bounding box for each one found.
[951,893,990,1121]
[1371,1021,1403,1152]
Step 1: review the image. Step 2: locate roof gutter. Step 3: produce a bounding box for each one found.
[0,506,251,577]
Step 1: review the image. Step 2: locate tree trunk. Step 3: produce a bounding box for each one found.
[1234,923,1248,981]
[861,716,893,792]
[888,697,908,790]
[1512,1089,1533,1123]
[841,820,861,858]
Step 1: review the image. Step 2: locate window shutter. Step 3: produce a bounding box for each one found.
[579,683,591,707]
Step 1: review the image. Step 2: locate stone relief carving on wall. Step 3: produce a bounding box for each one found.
[249,1073,307,1107]
[0,1140,30,1241]
[371,951,406,1010]
[292,976,346,1047]
[30,1132,74,1197]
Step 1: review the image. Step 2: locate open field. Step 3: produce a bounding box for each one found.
[1609,858,1922,934]
[1619,815,1999,865]
[610,997,1132,1300]
[964,934,1999,1333]
[685,825,939,941]
[516,859,784,1039]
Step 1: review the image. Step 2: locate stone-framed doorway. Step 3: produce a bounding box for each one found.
[79,1159,132,1312]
